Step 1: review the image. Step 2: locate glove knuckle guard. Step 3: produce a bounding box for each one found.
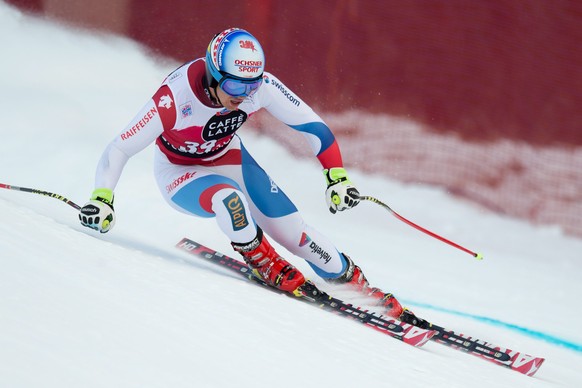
[323,168,360,214]
[80,200,115,233]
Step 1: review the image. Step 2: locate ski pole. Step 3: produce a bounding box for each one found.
[358,195,483,260]
[0,183,81,210]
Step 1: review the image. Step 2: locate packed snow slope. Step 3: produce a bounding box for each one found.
[1,3,581,387]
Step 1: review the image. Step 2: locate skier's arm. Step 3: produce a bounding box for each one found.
[259,73,359,213]
[80,86,174,233]
[259,73,343,169]
[94,97,165,189]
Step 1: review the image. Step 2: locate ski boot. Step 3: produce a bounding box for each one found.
[232,228,305,293]
[325,254,404,318]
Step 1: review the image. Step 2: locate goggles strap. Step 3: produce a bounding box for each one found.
[213,86,225,106]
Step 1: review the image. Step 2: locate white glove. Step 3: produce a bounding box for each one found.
[323,167,360,214]
[79,188,116,233]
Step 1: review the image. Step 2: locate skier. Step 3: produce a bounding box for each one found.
[79,28,421,324]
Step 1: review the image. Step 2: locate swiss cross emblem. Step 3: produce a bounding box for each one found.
[158,95,173,109]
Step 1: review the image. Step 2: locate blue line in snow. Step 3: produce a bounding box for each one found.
[404,300,582,353]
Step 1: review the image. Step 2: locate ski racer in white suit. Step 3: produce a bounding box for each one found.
[80,28,415,321]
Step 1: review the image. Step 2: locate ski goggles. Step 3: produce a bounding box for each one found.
[218,76,263,97]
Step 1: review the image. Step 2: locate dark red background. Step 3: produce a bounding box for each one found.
[8,0,582,237]
[10,0,582,146]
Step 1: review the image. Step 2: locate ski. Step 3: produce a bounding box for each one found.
[175,238,544,376]
[424,322,545,376]
[176,238,435,347]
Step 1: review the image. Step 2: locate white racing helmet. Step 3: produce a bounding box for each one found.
[205,28,265,97]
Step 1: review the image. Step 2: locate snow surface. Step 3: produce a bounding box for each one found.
[1,3,581,387]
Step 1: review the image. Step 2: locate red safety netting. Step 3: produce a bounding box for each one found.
[8,0,581,236]
[252,111,582,238]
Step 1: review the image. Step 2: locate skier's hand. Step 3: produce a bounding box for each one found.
[79,188,116,233]
[323,167,360,214]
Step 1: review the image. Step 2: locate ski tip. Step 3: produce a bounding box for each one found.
[522,357,545,377]
[507,352,546,377]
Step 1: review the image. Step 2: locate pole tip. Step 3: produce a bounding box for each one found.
[475,253,484,260]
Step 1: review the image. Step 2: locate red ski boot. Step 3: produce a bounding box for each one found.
[232,229,305,293]
[326,254,404,318]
